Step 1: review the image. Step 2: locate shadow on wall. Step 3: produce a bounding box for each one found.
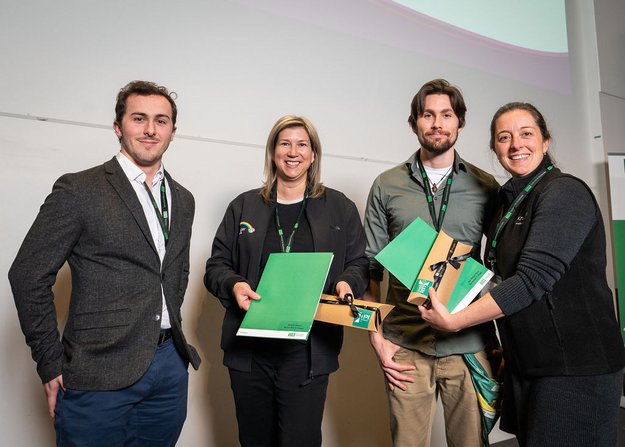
[324,329,393,447]
[194,290,239,445]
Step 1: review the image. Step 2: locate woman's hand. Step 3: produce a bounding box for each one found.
[334,280,353,299]
[418,287,460,332]
[232,281,260,311]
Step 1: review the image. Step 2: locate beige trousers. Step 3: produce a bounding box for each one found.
[387,348,490,447]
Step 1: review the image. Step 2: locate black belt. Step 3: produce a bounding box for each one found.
[157,329,173,346]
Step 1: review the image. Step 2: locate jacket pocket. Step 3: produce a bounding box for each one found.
[546,292,564,346]
[72,308,132,330]
[505,296,565,373]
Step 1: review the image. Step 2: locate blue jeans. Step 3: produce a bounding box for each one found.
[54,339,189,447]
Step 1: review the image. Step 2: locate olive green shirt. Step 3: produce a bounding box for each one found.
[364,150,499,356]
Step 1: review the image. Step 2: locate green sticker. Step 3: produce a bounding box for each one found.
[352,309,374,329]
[412,279,432,295]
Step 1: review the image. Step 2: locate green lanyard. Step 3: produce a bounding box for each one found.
[143,178,169,245]
[487,165,553,270]
[416,151,455,232]
[274,194,308,253]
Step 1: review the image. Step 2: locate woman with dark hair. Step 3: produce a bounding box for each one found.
[204,115,368,447]
[419,102,625,446]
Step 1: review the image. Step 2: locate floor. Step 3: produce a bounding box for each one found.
[492,405,625,446]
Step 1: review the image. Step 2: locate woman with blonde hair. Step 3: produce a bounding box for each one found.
[205,115,368,446]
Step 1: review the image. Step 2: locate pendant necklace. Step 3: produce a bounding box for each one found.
[416,150,455,232]
[429,166,453,194]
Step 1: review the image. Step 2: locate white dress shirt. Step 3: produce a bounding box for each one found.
[116,152,171,329]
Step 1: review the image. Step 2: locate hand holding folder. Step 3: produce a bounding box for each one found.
[315,294,394,332]
[237,252,333,340]
[375,218,493,314]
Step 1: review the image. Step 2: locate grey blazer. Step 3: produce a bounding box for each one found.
[9,157,201,391]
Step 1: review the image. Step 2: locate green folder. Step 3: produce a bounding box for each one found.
[446,257,494,314]
[376,218,493,313]
[374,217,437,289]
[237,252,334,340]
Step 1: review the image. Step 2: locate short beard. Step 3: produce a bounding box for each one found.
[419,133,457,155]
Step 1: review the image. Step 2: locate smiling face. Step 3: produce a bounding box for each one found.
[493,109,550,178]
[273,126,315,187]
[113,94,176,172]
[415,94,461,156]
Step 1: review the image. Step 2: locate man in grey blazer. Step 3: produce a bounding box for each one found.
[9,80,201,446]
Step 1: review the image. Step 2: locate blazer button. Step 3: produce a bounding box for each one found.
[153,314,161,322]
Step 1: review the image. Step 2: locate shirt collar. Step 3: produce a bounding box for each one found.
[116,151,165,186]
[405,149,465,176]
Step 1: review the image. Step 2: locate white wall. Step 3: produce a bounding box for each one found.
[595,0,625,162]
[593,0,625,294]
[595,0,625,101]
[0,0,611,445]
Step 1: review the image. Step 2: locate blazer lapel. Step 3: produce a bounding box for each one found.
[104,157,159,256]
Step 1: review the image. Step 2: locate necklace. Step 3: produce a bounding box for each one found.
[428,166,453,193]
[415,151,455,232]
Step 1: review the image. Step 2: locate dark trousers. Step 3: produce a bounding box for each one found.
[228,345,329,447]
[504,369,623,447]
[54,338,189,447]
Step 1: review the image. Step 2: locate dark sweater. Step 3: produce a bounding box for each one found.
[488,159,625,376]
[204,187,369,374]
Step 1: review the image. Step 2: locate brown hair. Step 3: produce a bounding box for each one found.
[408,79,466,131]
[115,80,178,126]
[489,102,551,150]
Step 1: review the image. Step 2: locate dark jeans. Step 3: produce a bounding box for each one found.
[54,339,189,447]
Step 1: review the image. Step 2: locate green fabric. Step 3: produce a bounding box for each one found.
[612,219,625,344]
[463,353,501,447]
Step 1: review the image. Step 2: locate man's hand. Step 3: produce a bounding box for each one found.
[232,281,260,311]
[43,375,64,418]
[369,331,415,391]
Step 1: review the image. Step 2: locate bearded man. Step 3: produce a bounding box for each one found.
[363,79,499,446]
